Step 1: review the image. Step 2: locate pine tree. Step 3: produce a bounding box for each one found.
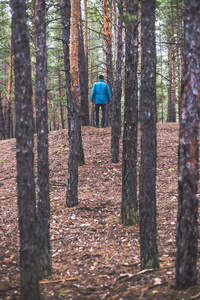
[175,0,199,289]
[139,0,159,270]
[35,0,52,279]
[121,0,138,225]
[11,0,40,297]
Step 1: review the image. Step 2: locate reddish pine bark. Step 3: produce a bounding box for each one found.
[0,92,5,140]
[103,0,113,126]
[66,0,83,207]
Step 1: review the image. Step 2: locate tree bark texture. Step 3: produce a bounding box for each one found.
[60,0,72,135]
[103,0,113,126]
[5,41,13,139]
[11,0,41,298]
[175,0,199,289]
[111,0,123,163]
[121,0,138,225]
[35,0,52,279]
[78,5,89,126]
[66,0,82,207]
[0,93,5,140]
[139,0,159,270]
[58,68,65,129]
[167,35,176,122]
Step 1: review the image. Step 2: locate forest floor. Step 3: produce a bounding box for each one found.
[0,123,200,300]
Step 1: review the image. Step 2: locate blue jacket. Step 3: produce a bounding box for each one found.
[91,79,111,105]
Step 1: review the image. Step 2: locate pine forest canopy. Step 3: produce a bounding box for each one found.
[0,0,184,140]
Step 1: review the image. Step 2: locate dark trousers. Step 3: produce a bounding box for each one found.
[95,104,106,127]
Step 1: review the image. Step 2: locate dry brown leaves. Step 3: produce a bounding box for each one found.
[0,123,200,299]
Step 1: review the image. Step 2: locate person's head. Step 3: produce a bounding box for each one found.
[99,75,104,80]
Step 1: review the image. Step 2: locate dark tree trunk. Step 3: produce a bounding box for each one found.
[35,0,52,279]
[79,5,89,126]
[121,0,138,225]
[60,0,72,135]
[11,0,41,298]
[167,39,176,122]
[0,92,5,140]
[175,0,199,289]
[58,69,65,129]
[66,113,79,207]
[111,0,123,163]
[139,0,159,270]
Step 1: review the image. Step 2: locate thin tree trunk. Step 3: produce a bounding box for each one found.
[103,0,113,126]
[58,68,65,129]
[111,0,123,163]
[35,0,52,279]
[66,0,83,207]
[60,0,71,135]
[5,39,13,139]
[171,0,176,122]
[121,0,138,225]
[176,0,183,119]
[79,4,89,126]
[11,0,40,298]
[83,0,89,125]
[113,0,117,63]
[0,91,5,140]
[175,0,199,289]
[159,35,164,122]
[139,0,159,270]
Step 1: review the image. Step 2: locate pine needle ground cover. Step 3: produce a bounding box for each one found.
[0,123,200,299]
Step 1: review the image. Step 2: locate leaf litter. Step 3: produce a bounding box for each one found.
[0,123,200,299]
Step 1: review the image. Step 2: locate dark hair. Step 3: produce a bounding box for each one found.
[99,75,104,79]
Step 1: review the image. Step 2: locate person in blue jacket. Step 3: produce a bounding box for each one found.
[91,75,111,128]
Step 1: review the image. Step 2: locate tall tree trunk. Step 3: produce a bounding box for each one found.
[0,91,5,140]
[167,4,176,123]
[121,0,138,225]
[11,0,41,298]
[5,39,13,139]
[58,68,65,129]
[35,0,52,279]
[66,0,83,207]
[79,4,89,126]
[176,0,183,119]
[159,35,164,122]
[113,0,118,63]
[111,0,123,163]
[175,0,199,289]
[103,0,113,126]
[139,0,159,270]
[60,0,72,135]
[171,0,177,122]
[83,0,89,124]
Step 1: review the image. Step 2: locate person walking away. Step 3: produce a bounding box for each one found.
[91,75,111,128]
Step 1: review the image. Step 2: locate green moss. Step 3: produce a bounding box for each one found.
[141,256,159,270]
[121,205,138,226]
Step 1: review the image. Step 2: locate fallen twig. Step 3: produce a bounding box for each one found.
[40,278,78,284]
